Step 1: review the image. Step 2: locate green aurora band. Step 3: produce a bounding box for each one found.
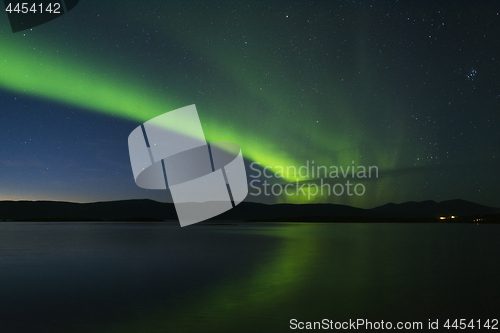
[0,7,418,207]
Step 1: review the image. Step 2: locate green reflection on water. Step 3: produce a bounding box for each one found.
[79,223,499,332]
[93,224,321,333]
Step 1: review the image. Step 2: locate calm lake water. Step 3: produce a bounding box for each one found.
[0,222,499,332]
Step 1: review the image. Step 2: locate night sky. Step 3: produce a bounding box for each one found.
[0,1,498,208]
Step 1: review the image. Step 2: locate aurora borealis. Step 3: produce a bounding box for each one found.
[1,3,500,333]
[0,1,499,208]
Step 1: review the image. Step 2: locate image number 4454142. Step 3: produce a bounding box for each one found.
[3,0,79,33]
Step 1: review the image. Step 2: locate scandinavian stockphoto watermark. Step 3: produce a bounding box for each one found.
[249,161,378,200]
[128,105,248,227]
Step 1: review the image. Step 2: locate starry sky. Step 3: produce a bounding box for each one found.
[0,0,498,208]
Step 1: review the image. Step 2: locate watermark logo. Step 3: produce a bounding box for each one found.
[3,0,80,33]
[249,161,378,201]
[128,105,248,227]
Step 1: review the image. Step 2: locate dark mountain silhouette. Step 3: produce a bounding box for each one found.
[0,200,176,221]
[0,199,498,222]
[370,199,500,218]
